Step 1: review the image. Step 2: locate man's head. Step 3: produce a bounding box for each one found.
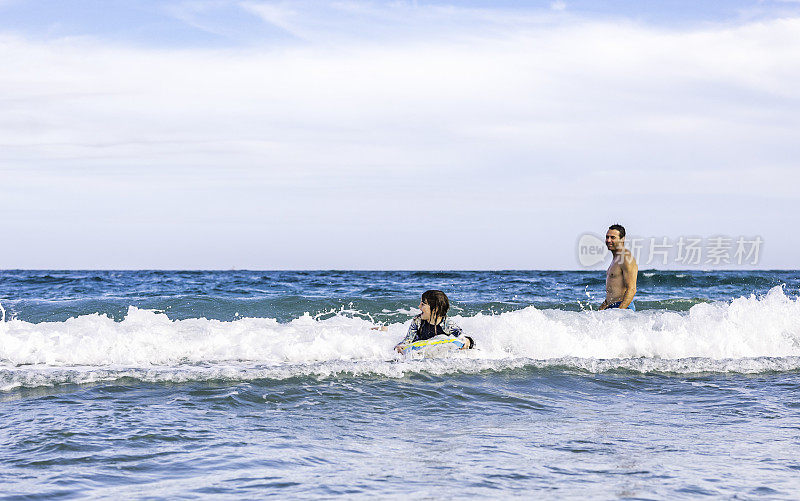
[606,224,626,252]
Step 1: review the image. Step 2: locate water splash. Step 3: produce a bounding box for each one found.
[1,286,799,389]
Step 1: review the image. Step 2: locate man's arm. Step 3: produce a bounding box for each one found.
[618,255,638,309]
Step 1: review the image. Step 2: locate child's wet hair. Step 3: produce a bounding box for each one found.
[422,290,449,321]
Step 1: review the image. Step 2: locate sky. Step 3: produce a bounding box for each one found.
[1,0,799,269]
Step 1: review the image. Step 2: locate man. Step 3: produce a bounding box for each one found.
[599,224,638,310]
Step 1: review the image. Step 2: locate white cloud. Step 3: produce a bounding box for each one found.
[238,1,304,38]
[1,9,799,267]
[240,0,563,44]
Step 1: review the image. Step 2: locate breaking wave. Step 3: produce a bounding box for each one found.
[2,286,799,390]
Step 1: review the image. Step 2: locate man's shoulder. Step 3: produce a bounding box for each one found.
[609,249,637,268]
[620,249,638,268]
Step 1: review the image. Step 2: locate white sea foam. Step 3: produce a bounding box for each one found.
[1,286,799,389]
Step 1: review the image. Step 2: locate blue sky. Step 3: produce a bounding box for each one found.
[3,1,800,45]
[1,1,799,269]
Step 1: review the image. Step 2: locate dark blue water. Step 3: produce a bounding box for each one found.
[2,269,798,323]
[2,270,800,498]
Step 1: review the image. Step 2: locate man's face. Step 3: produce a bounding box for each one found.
[605,229,624,251]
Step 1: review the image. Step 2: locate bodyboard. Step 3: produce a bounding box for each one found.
[399,335,466,357]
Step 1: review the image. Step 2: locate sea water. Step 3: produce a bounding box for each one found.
[1,270,799,499]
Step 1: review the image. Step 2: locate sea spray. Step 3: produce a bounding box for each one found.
[2,286,799,389]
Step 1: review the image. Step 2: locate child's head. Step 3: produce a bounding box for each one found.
[420,289,449,324]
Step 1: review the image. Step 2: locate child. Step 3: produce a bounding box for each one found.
[394,290,474,352]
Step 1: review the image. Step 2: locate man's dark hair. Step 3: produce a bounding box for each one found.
[422,289,449,322]
[608,224,626,238]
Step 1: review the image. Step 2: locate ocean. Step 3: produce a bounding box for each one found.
[1,270,799,499]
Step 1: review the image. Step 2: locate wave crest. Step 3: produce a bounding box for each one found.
[1,286,799,388]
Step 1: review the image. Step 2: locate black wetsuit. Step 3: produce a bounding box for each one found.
[399,314,463,344]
